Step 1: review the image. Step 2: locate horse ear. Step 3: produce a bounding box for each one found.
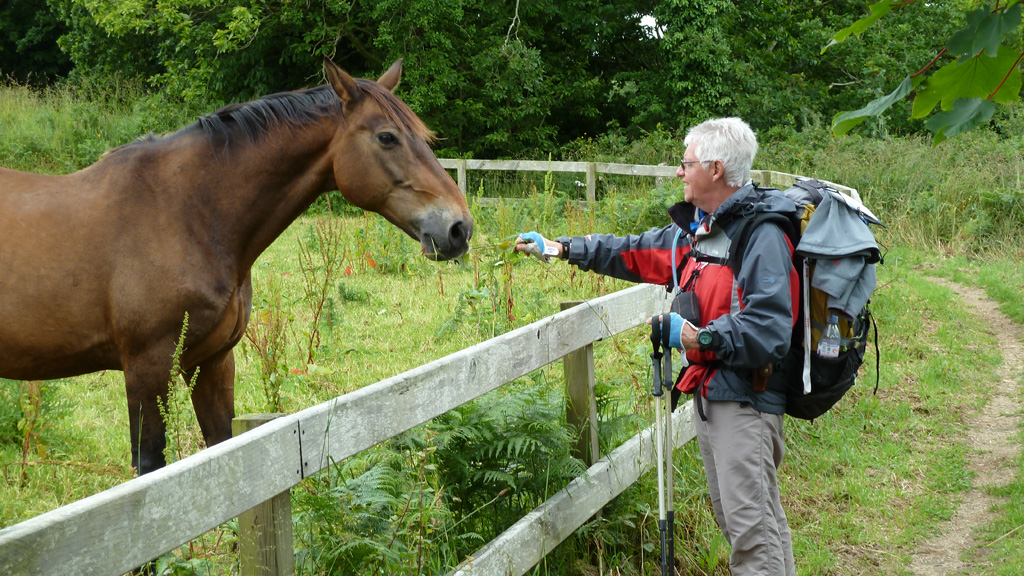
[377,59,403,92]
[324,57,363,105]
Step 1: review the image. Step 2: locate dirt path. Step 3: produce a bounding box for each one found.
[909,279,1023,576]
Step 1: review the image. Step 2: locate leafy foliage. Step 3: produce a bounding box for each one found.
[0,1,998,155]
[0,0,70,83]
[651,0,736,128]
[828,1,1023,143]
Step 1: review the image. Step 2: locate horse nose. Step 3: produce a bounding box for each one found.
[450,219,473,253]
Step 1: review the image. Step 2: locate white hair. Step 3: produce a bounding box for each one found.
[683,117,758,188]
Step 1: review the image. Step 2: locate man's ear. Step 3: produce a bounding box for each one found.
[710,160,725,182]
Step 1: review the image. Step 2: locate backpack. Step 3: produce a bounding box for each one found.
[726,178,882,421]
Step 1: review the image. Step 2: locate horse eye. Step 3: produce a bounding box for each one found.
[377,131,399,148]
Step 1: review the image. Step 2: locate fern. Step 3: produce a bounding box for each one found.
[292,376,591,574]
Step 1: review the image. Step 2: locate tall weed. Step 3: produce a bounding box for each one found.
[0,76,200,174]
[297,217,347,365]
[157,314,205,465]
[243,271,293,413]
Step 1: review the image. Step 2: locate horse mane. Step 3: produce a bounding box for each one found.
[101,78,436,160]
[196,79,436,146]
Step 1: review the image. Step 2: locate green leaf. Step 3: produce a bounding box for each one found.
[822,0,896,53]
[831,76,914,136]
[925,98,996,145]
[946,4,1022,60]
[911,50,1023,118]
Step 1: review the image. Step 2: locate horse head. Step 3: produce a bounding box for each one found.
[323,58,473,261]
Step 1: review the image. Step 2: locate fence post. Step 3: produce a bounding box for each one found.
[456,158,468,195]
[585,162,597,203]
[560,301,600,466]
[233,414,294,576]
[655,161,668,189]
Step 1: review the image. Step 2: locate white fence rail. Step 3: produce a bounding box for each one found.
[436,160,857,201]
[0,283,673,575]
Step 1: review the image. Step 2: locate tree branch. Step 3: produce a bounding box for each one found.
[504,0,521,48]
[987,49,1024,100]
[912,48,947,78]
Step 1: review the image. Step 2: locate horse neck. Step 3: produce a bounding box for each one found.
[193,124,337,272]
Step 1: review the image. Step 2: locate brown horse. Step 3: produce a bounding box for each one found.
[0,58,472,475]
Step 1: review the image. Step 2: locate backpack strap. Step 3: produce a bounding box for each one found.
[670,228,685,293]
[708,202,808,394]
[722,210,799,273]
[869,306,880,396]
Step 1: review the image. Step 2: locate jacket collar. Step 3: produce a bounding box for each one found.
[667,180,759,231]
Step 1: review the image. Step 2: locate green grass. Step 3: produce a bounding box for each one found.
[783,260,999,575]
[2,79,1024,575]
[0,77,206,175]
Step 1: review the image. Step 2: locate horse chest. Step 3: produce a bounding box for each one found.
[179,279,253,366]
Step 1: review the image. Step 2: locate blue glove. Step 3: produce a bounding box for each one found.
[666,312,685,350]
[519,231,545,246]
[516,231,557,262]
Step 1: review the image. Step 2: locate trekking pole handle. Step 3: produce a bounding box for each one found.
[661,315,673,396]
[650,315,664,397]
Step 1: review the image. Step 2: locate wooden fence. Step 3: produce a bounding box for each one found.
[436,160,858,201]
[0,283,685,575]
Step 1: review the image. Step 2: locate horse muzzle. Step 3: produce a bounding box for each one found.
[421,216,473,261]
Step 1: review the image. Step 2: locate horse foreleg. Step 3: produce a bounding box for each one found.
[188,349,236,449]
[124,361,172,476]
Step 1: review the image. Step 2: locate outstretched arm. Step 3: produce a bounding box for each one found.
[515,226,690,288]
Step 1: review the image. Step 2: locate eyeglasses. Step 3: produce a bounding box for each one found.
[680,159,714,171]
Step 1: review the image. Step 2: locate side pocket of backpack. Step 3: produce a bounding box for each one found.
[786,307,870,421]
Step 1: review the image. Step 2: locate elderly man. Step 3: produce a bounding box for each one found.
[516,117,798,575]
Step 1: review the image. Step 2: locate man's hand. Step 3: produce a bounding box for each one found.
[514,231,561,263]
[647,313,700,350]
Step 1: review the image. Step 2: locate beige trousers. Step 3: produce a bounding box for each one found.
[695,400,796,576]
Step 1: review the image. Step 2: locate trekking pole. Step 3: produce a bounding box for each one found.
[649,317,668,576]
[661,318,675,574]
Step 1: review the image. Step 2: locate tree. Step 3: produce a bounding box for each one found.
[722,0,965,137]
[17,0,1012,156]
[827,0,1023,144]
[649,0,736,130]
[0,0,70,83]
[45,0,667,157]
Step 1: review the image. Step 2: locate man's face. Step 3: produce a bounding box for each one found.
[679,143,714,209]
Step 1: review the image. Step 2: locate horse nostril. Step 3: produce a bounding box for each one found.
[450,220,472,244]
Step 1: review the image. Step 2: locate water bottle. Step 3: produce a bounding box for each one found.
[817,314,842,358]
